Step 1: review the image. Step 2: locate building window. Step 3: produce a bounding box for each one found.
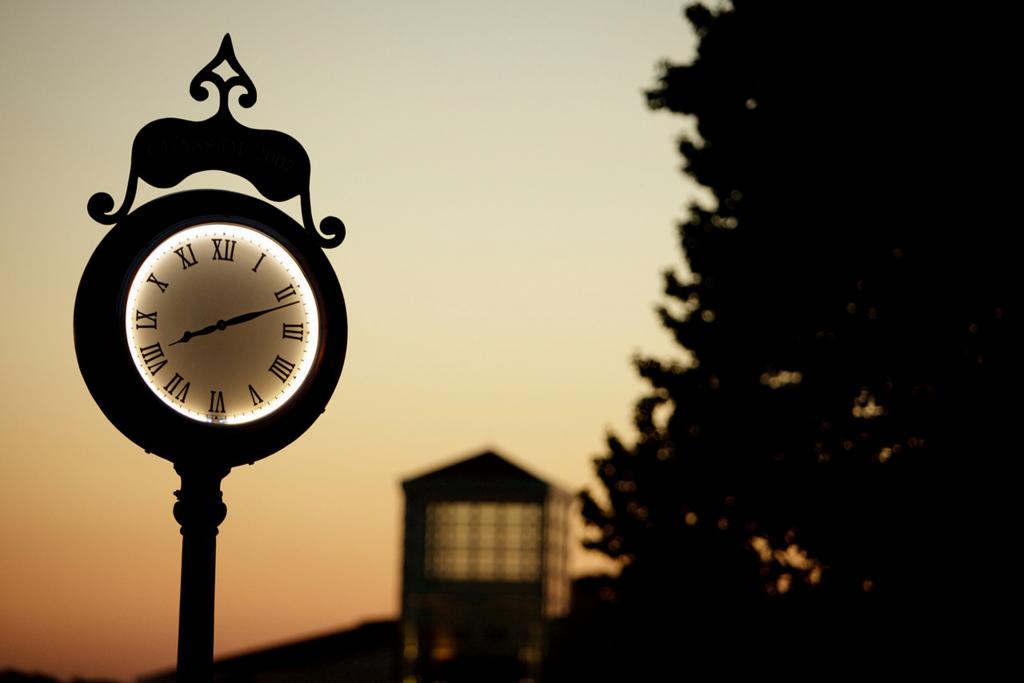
[425,502,541,582]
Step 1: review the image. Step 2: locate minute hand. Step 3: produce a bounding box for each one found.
[222,300,300,328]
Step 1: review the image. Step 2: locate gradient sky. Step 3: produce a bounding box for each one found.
[0,1,700,679]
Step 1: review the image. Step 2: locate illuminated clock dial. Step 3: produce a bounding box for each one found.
[124,222,320,425]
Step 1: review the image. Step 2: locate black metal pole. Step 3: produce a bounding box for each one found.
[173,463,230,682]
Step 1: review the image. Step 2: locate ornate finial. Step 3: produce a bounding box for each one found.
[87,35,346,249]
[189,34,257,115]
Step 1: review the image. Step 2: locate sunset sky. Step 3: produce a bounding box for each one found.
[0,1,701,678]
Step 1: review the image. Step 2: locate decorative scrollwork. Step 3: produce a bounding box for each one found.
[88,34,345,249]
[189,34,257,115]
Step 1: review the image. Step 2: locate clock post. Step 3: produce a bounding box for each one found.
[173,463,229,678]
[74,35,348,681]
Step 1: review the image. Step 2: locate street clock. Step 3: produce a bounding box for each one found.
[75,36,347,466]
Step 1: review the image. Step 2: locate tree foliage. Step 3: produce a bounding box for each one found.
[580,1,1011,668]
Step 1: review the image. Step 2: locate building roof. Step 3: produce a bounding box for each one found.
[402,450,545,485]
[402,449,572,500]
[137,620,399,682]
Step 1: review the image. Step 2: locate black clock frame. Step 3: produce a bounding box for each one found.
[74,189,347,467]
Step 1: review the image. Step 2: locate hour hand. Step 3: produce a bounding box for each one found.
[168,320,223,346]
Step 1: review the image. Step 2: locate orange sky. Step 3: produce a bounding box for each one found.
[0,1,700,679]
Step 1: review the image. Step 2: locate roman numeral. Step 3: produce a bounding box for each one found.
[174,243,198,269]
[282,322,304,341]
[248,384,264,405]
[163,373,190,402]
[268,355,295,383]
[139,342,167,375]
[146,273,169,293]
[252,253,266,272]
[274,284,296,302]
[135,310,157,329]
[209,390,226,413]
[211,238,237,261]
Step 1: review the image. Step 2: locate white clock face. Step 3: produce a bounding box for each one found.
[124,222,320,424]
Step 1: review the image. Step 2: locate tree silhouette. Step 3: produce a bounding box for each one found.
[580,1,1011,671]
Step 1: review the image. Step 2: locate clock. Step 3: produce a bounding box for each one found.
[75,190,347,466]
[125,221,321,425]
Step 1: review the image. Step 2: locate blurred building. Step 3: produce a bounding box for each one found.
[401,450,572,683]
[137,449,571,683]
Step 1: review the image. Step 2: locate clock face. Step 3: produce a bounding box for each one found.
[124,222,320,425]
